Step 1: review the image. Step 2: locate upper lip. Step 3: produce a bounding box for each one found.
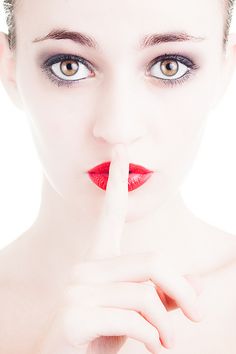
[87,162,154,174]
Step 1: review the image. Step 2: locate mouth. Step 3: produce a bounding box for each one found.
[87,162,154,192]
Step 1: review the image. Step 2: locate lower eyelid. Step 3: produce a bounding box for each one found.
[45,68,195,88]
[162,72,192,87]
[147,67,197,88]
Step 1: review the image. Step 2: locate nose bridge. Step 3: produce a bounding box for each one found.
[92,64,147,145]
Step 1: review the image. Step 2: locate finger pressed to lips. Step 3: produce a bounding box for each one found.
[85,144,129,261]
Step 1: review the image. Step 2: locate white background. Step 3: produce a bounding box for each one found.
[0,5,236,250]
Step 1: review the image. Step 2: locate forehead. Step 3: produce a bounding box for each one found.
[16,0,223,51]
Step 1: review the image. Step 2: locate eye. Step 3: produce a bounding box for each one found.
[40,54,95,87]
[147,54,199,87]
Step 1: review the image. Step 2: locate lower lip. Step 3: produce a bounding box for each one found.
[88,172,153,192]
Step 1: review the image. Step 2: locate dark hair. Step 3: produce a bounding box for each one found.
[2,0,236,52]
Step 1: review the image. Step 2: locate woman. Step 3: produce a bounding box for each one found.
[0,0,236,353]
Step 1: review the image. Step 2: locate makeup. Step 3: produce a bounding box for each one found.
[87,162,154,192]
[39,52,199,88]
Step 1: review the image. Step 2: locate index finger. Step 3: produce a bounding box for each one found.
[85,144,129,261]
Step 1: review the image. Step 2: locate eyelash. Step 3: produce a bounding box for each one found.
[40,53,200,88]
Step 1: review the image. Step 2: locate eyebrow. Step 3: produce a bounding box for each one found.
[32,28,205,50]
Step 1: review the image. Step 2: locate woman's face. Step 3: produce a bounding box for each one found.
[4,0,233,221]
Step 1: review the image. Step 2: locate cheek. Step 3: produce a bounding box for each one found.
[18,88,94,200]
[149,83,211,180]
[17,65,92,160]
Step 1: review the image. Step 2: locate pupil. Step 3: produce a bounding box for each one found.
[167,62,174,71]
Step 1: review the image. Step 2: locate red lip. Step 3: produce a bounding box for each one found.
[87,162,154,192]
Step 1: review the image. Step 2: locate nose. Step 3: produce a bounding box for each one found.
[92,83,148,146]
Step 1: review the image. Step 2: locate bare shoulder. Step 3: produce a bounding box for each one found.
[211,226,236,264]
[0,243,55,354]
[194,217,236,269]
[0,275,56,354]
[196,215,236,245]
[197,223,236,298]
[0,247,34,353]
[213,228,236,265]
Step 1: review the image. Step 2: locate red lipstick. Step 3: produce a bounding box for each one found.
[87,162,154,192]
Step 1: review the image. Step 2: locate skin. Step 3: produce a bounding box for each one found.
[0,0,236,353]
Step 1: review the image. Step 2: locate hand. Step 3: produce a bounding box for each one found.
[37,144,203,354]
